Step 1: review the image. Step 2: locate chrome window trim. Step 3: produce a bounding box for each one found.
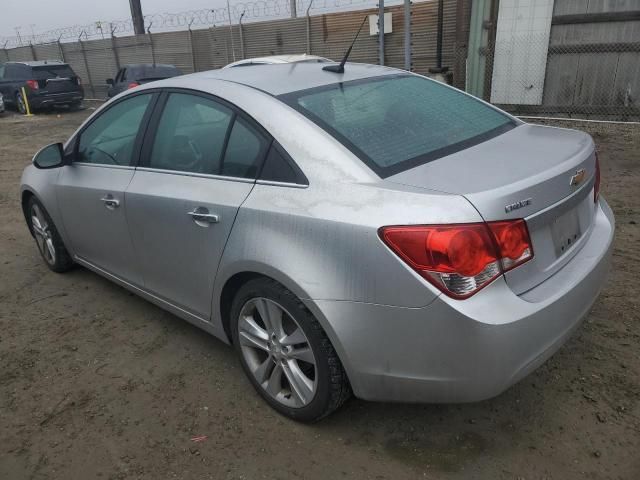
[72,162,136,171]
[256,179,309,189]
[135,166,256,184]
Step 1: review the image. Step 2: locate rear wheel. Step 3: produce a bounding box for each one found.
[15,92,26,114]
[27,197,74,273]
[230,278,351,422]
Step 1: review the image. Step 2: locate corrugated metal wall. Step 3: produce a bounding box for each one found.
[1,1,463,99]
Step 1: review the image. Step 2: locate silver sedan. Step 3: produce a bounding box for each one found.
[20,63,615,421]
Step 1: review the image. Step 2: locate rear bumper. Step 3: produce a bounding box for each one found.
[29,91,83,108]
[310,198,615,403]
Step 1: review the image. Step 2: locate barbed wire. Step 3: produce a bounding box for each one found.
[0,0,385,48]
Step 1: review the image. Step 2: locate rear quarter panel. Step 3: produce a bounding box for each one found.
[211,179,484,334]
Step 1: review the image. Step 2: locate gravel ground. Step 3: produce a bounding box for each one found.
[0,107,638,479]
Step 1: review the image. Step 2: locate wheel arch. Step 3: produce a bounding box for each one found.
[216,267,356,396]
[21,189,37,236]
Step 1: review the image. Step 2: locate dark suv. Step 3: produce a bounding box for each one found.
[106,64,182,98]
[0,60,84,113]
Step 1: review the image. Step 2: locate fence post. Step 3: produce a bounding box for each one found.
[483,0,499,101]
[2,41,9,62]
[57,36,66,62]
[78,32,96,98]
[188,20,197,72]
[29,42,37,61]
[110,24,121,71]
[404,0,411,70]
[306,1,313,54]
[239,12,246,59]
[147,24,156,65]
[378,0,385,66]
[226,0,236,62]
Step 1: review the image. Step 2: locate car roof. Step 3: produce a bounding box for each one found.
[6,60,68,67]
[224,54,331,68]
[174,62,401,96]
[123,63,178,69]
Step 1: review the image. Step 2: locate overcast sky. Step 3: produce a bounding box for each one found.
[0,0,399,40]
[1,0,235,38]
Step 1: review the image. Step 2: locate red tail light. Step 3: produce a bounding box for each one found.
[26,79,39,90]
[380,220,533,299]
[594,153,601,203]
[127,82,140,89]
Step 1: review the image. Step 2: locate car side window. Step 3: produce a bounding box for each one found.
[259,143,306,184]
[77,94,152,166]
[148,93,234,174]
[4,64,17,79]
[221,117,269,179]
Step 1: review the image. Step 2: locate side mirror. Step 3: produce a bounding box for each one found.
[33,143,65,169]
[106,78,114,85]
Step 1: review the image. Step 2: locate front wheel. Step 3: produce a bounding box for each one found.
[230,278,351,422]
[27,197,74,273]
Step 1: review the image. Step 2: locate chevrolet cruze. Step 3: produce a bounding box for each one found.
[20,63,614,421]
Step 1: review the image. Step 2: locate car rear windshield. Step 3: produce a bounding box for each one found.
[279,74,516,177]
[32,65,76,79]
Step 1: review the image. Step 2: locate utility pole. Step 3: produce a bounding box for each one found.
[378,0,384,66]
[290,0,297,18]
[404,0,411,70]
[129,0,145,35]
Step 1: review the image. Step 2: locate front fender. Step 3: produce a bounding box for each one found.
[20,164,74,255]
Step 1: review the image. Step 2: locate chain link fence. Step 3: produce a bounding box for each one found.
[464,36,640,122]
[0,0,394,48]
[1,1,462,100]
[2,0,639,121]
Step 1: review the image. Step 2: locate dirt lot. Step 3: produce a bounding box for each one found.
[0,107,638,480]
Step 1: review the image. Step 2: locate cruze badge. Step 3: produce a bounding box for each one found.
[570,168,586,187]
[505,198,532,213]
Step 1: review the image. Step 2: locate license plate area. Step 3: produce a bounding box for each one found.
[551,207,582,257]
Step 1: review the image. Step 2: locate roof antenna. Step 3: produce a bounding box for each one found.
[323,16,368,74]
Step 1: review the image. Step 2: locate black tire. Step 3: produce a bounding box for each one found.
[15,92,27,114]
[230,278,351,422]
[26,196,74,273]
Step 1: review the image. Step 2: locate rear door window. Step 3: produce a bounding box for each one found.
[147,93,234,174]
[222,117,269,178]
[32,65,75,80]
[280,75,515,178]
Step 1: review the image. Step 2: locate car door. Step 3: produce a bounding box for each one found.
[126,90,270,319]
[0,64,8,99]
[57,92,157,285]
[0,64,19,104]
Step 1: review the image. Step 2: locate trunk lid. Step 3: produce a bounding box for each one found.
[387,123,598,294]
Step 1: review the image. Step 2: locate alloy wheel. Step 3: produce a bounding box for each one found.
[238,297,317,408]
[16,93,26,114]
[31,204,56,265]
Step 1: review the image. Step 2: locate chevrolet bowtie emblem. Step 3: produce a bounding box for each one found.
[569,168,586,187]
